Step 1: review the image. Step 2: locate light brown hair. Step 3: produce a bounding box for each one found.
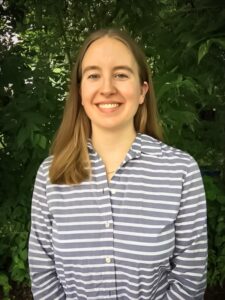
[49,28,163,184]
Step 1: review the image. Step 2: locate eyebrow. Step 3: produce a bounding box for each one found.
[82,65,134,75]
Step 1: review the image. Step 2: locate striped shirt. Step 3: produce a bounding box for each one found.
[29,133,207,300]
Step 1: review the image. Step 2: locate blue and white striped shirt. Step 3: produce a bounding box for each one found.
[29,133,207,300]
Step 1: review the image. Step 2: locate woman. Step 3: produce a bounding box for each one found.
[29,28,207,300]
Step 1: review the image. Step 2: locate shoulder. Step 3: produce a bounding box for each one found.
[36,156,53,178]
[140,134,199,168]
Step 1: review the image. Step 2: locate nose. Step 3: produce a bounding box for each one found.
[100,77,116,97]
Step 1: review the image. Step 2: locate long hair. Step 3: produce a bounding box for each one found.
[49,28,163,184]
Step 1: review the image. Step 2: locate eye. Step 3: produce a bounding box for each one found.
[87,73,100,80]
[114,73,129,79]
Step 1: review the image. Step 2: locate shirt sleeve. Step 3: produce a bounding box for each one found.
[163,156,208,300]
[28,162,66,300]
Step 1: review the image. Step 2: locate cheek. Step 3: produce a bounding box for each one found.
[80,83,97,105]
[120,84,138,98]
[126,87,143,104]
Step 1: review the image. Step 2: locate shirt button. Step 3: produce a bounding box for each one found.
[105,221,110,228]
[105,257,111,263]
[111,189,116,195]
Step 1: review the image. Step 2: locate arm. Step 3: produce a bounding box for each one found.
[28,161,66,300]
[164,157,208,300]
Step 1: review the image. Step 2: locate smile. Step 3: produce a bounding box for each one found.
[97,103,120,108]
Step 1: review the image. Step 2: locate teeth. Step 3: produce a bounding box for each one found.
[98,103,119,108]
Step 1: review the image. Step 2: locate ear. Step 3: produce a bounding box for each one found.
[139,81,149,104]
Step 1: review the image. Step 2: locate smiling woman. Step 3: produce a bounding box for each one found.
[28,28,208,300]
[48,28,162,184]
[80,36,148,145]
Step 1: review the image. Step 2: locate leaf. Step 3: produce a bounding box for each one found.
[0,273,9,287]
[20,248,28,261]
[0,273,11,296]
[216,220,225,235]
[156,82,173,100]
[33,133,47,149]
[169,109,198,127]
[182,78,199,95]
[17,126,30,148]
[53,67,62,73]
[198,38,225,64]
[24,112,48,125]
[198,40,211,64]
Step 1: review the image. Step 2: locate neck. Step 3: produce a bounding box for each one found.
[91,126,137,181]
[91,126,136,157]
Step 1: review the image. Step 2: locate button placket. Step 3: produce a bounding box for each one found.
[101,181,114,272]
[90,149,116,298]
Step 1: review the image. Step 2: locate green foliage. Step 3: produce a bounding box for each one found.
[0,273,11,300]
[0,0,225,296]
[198,38,225,63]
[204,176,225,286]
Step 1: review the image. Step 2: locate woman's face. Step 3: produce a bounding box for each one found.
[80,36,148,134]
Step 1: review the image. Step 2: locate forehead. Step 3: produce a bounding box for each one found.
[81,37,138,68]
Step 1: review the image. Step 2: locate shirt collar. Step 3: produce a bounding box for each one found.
[87,133,163,159]
[126,133,162,160]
